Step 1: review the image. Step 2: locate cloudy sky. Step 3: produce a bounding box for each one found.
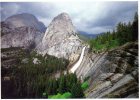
[1,2,138,34]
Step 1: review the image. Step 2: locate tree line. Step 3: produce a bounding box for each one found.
[89,12,138,52]
[45,73,84,98]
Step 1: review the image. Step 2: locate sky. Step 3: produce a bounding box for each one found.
[0,2,138,34]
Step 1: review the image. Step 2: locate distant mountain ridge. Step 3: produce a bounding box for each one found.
[78,31,99,39]
[5,13,46,32]
[78,31,104,42]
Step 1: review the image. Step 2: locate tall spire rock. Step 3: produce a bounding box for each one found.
[42,12,77,46]
[37,13,83,61]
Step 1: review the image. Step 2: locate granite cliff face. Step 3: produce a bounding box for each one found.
[1,25,44,49]
[76,42,138,98]
[37,13,83,61]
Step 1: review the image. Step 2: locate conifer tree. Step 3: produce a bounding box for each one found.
[132,12,138,41]
[71,82,84,98]
[58,75,66,93]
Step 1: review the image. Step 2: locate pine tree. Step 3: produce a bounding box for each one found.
[71,82,84,98]
[132,12,138,41]
[58,75,66,93]
[112,30,116,40]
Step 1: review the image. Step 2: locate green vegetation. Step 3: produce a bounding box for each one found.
[71,82,85,98]
[81,81,89,90]
[28,51,69,74]
[89,12,138,52]
[62,92,72,98]
[47,73,84,98]
[11,52,69,98]
[2,49,85,98]
[48,92,72,99]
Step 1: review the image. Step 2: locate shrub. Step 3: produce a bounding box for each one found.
[62,92,72,98]
[42,92,48,98]
[81,81,89,90]
[48,92,72,99]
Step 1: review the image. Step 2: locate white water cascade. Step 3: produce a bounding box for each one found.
[70,46,86,73]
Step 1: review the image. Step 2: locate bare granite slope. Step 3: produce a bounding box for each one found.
[76,42,138,98]
[36,13,84,61]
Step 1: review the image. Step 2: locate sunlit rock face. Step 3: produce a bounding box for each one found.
[37,13,84,61]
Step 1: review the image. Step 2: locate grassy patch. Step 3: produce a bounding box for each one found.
[81,81,89,90]
[48,92,72,99]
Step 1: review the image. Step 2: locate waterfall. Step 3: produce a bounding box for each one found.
[70,46,86,73]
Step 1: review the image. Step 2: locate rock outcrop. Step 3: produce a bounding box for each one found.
[37,13,83,61]
[76,42,138,98]
[1,47,26,69]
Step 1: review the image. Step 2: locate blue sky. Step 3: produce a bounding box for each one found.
[1,2,138,34]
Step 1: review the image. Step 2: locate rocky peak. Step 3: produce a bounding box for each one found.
[42,12,76,44]
[53,12,72,22]
[37,13,83,61]
[5,13,46,32]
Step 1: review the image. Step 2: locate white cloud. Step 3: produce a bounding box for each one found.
[45,2,137,34]
[1,3,20,20]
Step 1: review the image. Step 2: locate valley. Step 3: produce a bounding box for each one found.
[1,9,138,99]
